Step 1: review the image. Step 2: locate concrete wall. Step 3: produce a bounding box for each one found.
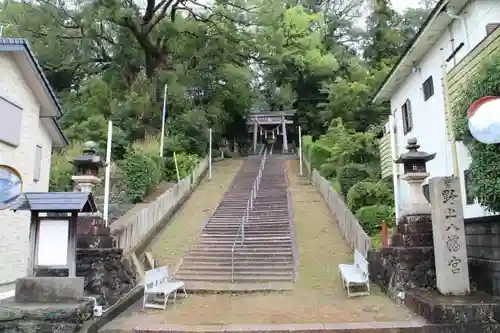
[466,216,500,296]
[0,52,53,291]
[390,0,500,219]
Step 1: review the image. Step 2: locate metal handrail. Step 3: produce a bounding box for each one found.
[231,149,267,283]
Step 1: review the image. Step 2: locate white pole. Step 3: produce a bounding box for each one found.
[160,84,167,157]
[389,115,401,222]
[209,128,212,180]
[298,126,303,176]
[173,152,180,182]
[103,120,113,227]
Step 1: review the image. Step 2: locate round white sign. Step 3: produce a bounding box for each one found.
[468,96,500,144]
[0,165,23,210]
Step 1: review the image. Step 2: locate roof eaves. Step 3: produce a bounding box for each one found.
[0,38,68,146]
[372,0,449,103]
[0,38,64,117]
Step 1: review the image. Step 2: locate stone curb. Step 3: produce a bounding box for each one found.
[130,321,434,333]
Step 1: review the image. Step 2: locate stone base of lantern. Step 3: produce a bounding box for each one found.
[77,214,114,249]
[368,214,436,300]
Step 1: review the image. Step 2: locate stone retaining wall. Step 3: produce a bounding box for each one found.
[465,216,500,296]
[36,249,135,309]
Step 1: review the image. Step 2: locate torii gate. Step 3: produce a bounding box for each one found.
[247,110,296,154]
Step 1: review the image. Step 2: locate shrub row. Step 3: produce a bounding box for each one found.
[50,138,200,204]
[121,139,199,203]
[302,122,395,242]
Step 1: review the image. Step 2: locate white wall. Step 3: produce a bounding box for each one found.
[390,0,500,219]
[0,53,53,289]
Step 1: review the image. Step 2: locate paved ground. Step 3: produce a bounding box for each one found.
[100,159,415,332]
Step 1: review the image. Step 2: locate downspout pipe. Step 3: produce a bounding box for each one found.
[445,8,470,52]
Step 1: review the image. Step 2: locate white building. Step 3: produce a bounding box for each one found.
[0,38,67,294]
[374,0,500,219]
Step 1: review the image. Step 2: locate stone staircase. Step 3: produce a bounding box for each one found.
[174,156,295,288]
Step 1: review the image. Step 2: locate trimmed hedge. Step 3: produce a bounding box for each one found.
[346,180,393,212]
[355,204,394,236]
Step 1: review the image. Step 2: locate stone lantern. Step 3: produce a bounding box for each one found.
[71,141,106,193]
[395,138,436,216]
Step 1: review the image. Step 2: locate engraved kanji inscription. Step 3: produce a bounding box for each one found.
[448,256,462,274]
[445,224,460,232]
[442,189,458,204]
[445,235,460,252]
[445,207,457,219]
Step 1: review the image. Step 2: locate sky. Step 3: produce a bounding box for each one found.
[393,0,423,13]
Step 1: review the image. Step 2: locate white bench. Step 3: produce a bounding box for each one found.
[143,266,187,310]
[338,249,370,297]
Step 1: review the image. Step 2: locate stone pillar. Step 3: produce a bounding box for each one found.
[253,121,258,154]
[429,176,470,295]
[282,116,288,154]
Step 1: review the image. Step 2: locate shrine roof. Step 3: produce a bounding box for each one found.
[10,192,98,213]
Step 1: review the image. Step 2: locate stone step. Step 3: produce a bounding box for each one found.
[199,237,291,243]
[200,231,290,235]
[205,223,290,227]
[177,266,294,274]
[198,237,291,243]
[206,223,290,227]
[174,273,294,282]
[203,226,290,231]
[180,261,294,268]
[208,219,290,223]
[182,256,293,264]
[200,233,290,238]
[187,250,293,258]
[193,246,292,252]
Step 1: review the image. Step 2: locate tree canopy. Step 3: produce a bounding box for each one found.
[0,0,435,149]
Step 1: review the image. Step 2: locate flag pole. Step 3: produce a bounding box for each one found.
[160,84,167,157]
[103,120,113,227]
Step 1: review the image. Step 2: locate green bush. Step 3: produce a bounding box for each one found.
[346,180,393,212]
[337,163,371,197]
[452,51,500,212]
[371,233,381,249]
[164,153,199,181]
[330,179,341,193]
[121,151,161,203]
[50,142,85,192]
[319,162,337,179]
[355,204,394,236]
[309,143,333,170]
[302,135,313,158]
